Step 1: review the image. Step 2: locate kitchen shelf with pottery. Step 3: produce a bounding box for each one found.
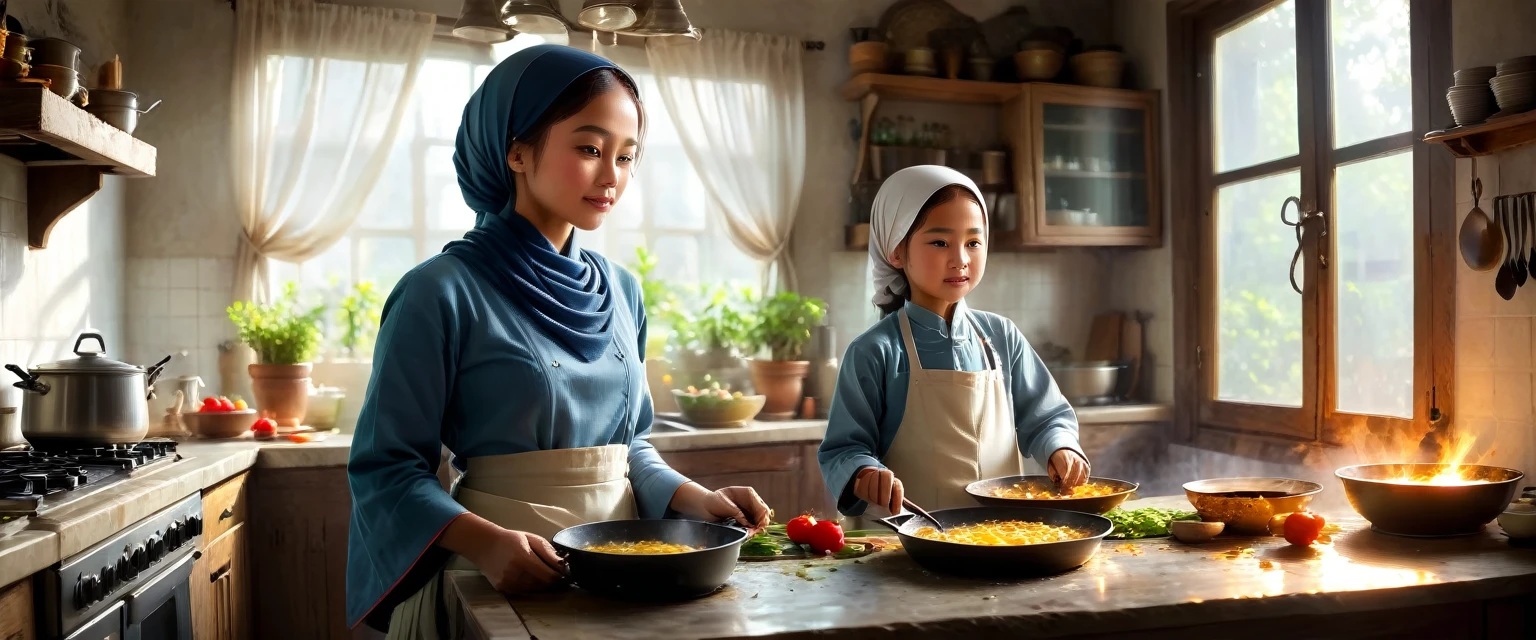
[0,25,157,248]
[1426,56,1536,157]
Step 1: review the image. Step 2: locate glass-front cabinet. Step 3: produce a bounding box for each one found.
[1005,84,1161,247]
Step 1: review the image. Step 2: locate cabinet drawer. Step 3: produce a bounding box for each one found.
[661,444,802,477]
[202,471,249,546]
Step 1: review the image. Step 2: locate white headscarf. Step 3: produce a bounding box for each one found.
[868,165,988,307]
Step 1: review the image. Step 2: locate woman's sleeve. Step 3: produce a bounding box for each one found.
[1002,321,1085,464]
[626,303,690,518]
[345,273,468,629]
[818,342,888,516]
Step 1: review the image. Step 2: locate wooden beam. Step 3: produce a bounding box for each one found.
[26,166,102,249]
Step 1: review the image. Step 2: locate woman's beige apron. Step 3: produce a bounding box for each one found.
[388,444,637,639]
[852,309,1025,530]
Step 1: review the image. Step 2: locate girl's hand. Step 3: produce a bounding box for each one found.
[1048,449,1091,489]
[670,482,772,531]
[445,516,567,594]
[853,466,904,514]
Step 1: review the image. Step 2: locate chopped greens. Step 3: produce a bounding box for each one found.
[1103,507,1200,539]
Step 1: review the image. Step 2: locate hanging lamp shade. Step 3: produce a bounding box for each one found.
[577,0,639,32]
[503,0,569,36]
[453,0,513,43]
[621,0,699,39]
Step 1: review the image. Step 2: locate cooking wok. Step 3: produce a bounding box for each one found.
[872,506,1112,578]
[966,475,1140,514]
[551,519,749,601]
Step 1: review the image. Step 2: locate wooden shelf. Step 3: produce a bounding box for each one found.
[1043,124,1142,134]
[840,74,1022,104]
[0,87,157,248]
[1423,110,1536,158]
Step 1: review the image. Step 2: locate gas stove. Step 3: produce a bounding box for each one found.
[0,440,181,517]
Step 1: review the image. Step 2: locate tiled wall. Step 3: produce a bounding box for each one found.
[124,257,237,394]
[0,157,128,408]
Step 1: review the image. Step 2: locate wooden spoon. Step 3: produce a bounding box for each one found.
[1496,197,1518,300]
[1516,202,1528,288]
[1461,177,1504,272]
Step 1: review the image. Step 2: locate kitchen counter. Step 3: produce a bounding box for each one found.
[0,434,353,589]
[451,496,1536,639]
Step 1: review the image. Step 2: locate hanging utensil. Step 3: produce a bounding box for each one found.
[1496,197,1517,301]
[902,497,946,533]
[1516,201,1527,288]
[1526,193,1536,282]
[1461,170,1504,271]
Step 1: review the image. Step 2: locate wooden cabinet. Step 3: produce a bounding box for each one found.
[660,442,836,519]
[192,522,252,640]
[193,472,252,640]
[248,466,353,640]
[1003,83,1162,247]
[0,578,34,640]
[841,74,1162,249]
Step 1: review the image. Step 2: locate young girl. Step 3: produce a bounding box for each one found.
[346,45,769,638]
[819,165,1090,521]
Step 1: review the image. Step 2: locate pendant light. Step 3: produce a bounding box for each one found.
[502,0,569,36]
[453,0,512,43]
[622,0,699,40]
[577,0,639,32]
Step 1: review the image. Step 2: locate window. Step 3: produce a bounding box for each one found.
[1171,0,1452,442]
[271,36,761,356]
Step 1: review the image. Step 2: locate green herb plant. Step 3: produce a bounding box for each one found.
[335,281,383,359]
[1102,507,1200,539]
[672,285,754,356]
[227,282,327,365]
[749,291,827,361]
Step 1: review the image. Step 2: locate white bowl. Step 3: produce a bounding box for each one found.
[1170,520,1225,543]
[1456,66,1496,85]
[1498,504,1536,538]
[1498,56,1536,75]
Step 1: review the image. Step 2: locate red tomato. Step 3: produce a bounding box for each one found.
[807,519,845,555]
[785,515,817,544]
[216,397,236,412]
[250,417,276,433]
[1284,511,1327,546]
[200,397,220,412]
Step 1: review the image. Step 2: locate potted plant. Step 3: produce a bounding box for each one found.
[630,247,683,412]
[312,281,383,432]
[227,283,325,428]
[747,291,827,420]
[669,285,755,392]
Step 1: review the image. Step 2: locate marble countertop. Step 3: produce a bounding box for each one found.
[0,434,353,589]
[456,496,1536,639]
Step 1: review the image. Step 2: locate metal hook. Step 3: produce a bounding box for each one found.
[1280,196,1327,295]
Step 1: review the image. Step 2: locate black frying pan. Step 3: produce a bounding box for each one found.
[873,506,1112,578]
[551,519,749,601]
[965,475,1140,514]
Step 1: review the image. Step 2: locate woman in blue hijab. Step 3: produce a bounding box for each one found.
[346,44,771,637]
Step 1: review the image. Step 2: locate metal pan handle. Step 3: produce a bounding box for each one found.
[872,513,913,533]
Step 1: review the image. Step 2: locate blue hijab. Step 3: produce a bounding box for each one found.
[444,44,635,362]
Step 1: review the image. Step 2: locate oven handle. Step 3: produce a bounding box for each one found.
[123,548,199,626]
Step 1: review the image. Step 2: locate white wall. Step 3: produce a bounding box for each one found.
[0,1,132,408]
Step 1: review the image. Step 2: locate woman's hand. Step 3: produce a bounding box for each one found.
[670,482,772,531]
[441,513,566,594]
[1048,448,1091,489]
[852,466,903,514]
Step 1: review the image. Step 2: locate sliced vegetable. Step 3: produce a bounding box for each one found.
[808,519,845,554]
[786,515,817,544]
[1283,511,1326,546]
[1103,507,1200,539]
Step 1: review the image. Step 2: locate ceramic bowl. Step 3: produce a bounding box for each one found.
[672,390,766,428]
[181,410,258,439]
[1170,520,1225,543]
[1455,66,1496,86]
[1014,49,1063,81]
[1498,504,1536,539]
[1070,51,1124,88]
[1183,477,1323,535]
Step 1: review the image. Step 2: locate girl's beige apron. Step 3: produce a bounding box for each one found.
[388,444,636,639]
[852,309,1028,530]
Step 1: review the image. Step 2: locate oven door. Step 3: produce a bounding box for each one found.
[122,551,197,640]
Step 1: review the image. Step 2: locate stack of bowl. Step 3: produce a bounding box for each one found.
[0,30,27,79]
[28,37,83,103]
[1448,66,1495,126]
[1014,40,1063,82]
[1490,55,1536,118]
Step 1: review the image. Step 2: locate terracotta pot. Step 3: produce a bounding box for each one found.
[749,360,810,420]
[249,363,312,428]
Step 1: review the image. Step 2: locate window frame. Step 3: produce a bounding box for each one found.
[1168,0,1456,446]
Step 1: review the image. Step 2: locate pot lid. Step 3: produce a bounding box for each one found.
[32,333,144,374]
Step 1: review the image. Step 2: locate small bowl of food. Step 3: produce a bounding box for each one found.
[180,409,258,439]
[672,386,766,428]
[1498,503,1536,539]
[1169,520,1225,543]
[965,475,1139,514]
[1183,477,1323,535]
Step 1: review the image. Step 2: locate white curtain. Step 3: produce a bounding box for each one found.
[646,30,807,292]
[231,0,434,302]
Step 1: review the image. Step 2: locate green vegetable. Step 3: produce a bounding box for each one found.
[740,532,784,557]
[1103,507,1199,539]
[227,282,326,365]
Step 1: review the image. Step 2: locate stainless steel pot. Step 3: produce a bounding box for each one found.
[7,332,171,448]
[84,90,160,134]
[1046,360,1126,404]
